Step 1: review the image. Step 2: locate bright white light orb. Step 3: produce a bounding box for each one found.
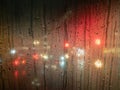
[65,54,69,59]
[60,56,65,61]
[43,54,48,60]
[10,49,16,55]
[95,60,102,68]
[33,40,40,45]
[59,60,65,68]
[76,48,85,57]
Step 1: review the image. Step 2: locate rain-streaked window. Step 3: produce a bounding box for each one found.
[0,0,120,90]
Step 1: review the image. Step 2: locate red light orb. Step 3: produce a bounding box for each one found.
[65,43,69,48]
[32,53,39,60]
[14,70,19,78]
[14,60,19,66]
[22,60,26,64]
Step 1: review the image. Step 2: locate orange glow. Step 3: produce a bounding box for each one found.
[14,60,19,66]
[95,60,102,68]
[33,40,40,45]
[65,54,69,59]
[95,39,101,45]
[65,43,69,48]
[22,60,26,64]
[32,53,39,60]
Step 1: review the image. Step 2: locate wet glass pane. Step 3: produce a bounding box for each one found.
[0,0,120,90]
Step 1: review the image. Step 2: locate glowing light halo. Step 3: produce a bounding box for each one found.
[95,59,102,68]
[10,49,16,55]
[95,39,101,45]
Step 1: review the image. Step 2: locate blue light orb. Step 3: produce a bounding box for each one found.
[59,60,66,68]
[60,56,65,61]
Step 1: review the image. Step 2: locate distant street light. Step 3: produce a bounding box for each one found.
[10,49,16,55]
[60,56,65,61]
[33,40,40,45]
[95,39,101,45]
[95,59,102,68]
[65,54,69,59]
